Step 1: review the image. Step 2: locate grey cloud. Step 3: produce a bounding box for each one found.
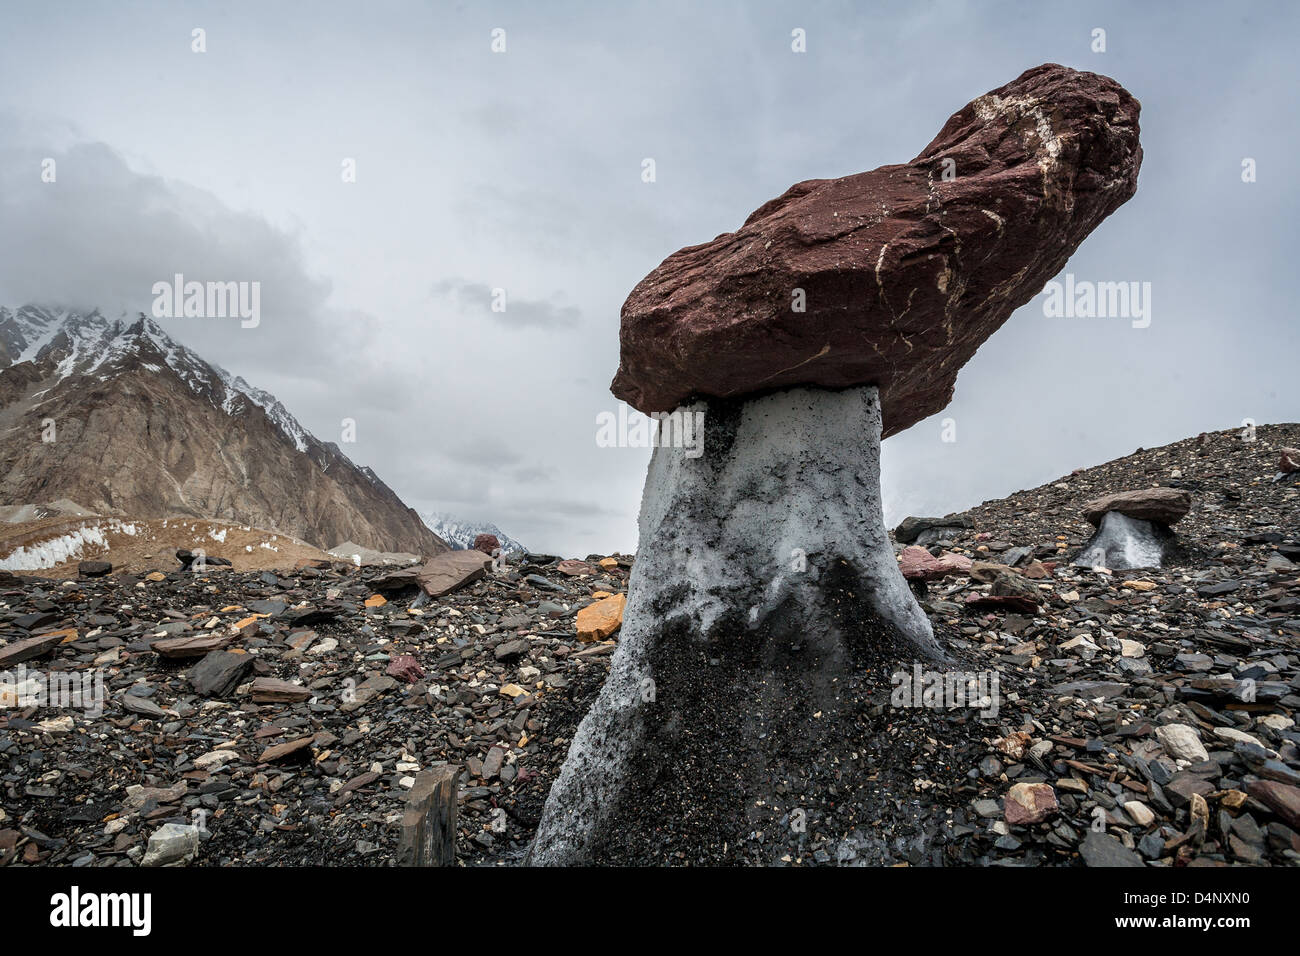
[501,497,625,520]
[443,437,524,469]
[431,278,582,329]
[0,131,347,374]
[512,465,557,485]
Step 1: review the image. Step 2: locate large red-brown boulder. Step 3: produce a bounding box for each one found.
[611,64,1142,436]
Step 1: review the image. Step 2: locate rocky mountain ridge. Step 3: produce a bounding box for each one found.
[0,305,447,556]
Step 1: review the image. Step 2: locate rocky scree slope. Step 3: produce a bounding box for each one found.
[0,425,1297,867]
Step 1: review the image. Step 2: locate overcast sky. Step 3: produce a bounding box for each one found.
[1,1,1296,556]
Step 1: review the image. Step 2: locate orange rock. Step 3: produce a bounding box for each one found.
[598,557,618,569]
[576,593,627,643]
[232,614,268,631]
[145,571,166,582]
[364,594,387,608]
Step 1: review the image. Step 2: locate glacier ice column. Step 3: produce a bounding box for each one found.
[527,385,943,865]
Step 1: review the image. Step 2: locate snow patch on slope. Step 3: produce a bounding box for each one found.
[0,520,139,571]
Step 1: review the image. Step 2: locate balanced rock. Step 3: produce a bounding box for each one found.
[1076,485,1190,572]
[472,533,500,555]
[1279,448,1300,474]
[530,64,1142,867]
[610,64,1141,434]
[1082,487,1192,526]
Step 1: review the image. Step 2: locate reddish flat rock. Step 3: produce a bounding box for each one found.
[258,736,314,763]
[387,654,425,683]
[1082,487,1192,526]
[899,546,972,581]
[611,64,1142,435]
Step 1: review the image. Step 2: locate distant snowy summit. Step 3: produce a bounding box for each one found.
[420,511,527,554]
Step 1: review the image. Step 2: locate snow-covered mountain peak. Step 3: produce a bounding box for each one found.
[1,303,313,453]
[0,302,449,556]
[420,511,528,554]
